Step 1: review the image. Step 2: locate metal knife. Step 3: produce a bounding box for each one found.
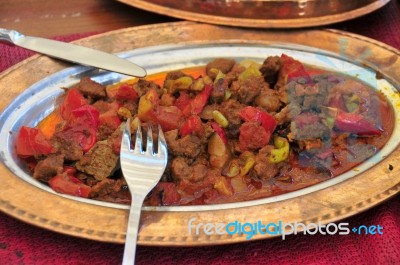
[0,28,147,77]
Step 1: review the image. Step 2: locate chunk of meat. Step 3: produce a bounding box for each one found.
[134,79,162,97]
[75,140,119,180]
[224,63,245,85]
[75,77,106,99]
[211,79,228,103]
[255,87,281,112]
[231,76,264,104]
[260,56,281,84]
[52,134,83,161]
[89,178,116,198]
[206,58,236,79]
[164,129,202,158]
[171,156,208,182]
[33,155,64,182]
[165,70,186,81]
[254,145,279,180]
[218,99,245,125]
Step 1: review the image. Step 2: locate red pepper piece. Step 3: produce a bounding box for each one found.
[239,106,277,134]
[58,126,97,153]
[68,105,100,128]
[156,105,184,132]
[180,115,203,137]
[335,111,382,135]
[60,88,88,120]
[239,121,270,151]
[178,84,213,116]
[49,173,91,198]
[148,182,181,206]
[280,54,312,83]
[175,92,191,113]
[211,122,227,145]
[16,126,53,157]
[106,83,139,101]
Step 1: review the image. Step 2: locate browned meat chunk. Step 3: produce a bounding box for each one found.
[224,63,245,85]
[164,130,202,158]
[97,124,116,141]
[206,58,236,80]
[165,70,186,81]
[211,79,228,103]
[171,156,208,182]
[260,56,281,84]
[89,178,130,203]
[33,155,64,182]
[255,87,281,112]
[89,178,116,198]
[199,104,219,120]
[218,99,245,125]
[231,76,264,104]
[134,79,162,97]
[75,140,119,180]
[52,134,83,161]
[92,100,111,114]
[75,77,106,99]
[254,146,279,180]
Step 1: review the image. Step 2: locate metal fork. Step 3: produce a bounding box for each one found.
[120,120,168,265]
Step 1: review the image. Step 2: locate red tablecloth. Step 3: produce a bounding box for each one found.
[1,1,400,264]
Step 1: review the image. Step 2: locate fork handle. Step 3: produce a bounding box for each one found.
[122,194,145,265]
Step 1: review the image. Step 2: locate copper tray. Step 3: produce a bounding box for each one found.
[0,22,400,246]
[116,0,391,28]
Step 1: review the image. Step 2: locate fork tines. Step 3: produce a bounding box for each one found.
[122,119,167,158]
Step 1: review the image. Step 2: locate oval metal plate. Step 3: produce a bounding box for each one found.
[0,22,399,245]
[116,0,391,28]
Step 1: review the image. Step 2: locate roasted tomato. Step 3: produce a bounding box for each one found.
[156,105,184,132]
[68,105,100,128]
[239,121,269,151]
[180,115,203,137]
[60,88,87,120]
[49,173,91,198]
[280,54,312,82]
[335,111,382,135]
[106,83,139,101]
[16,126,53,157]
[148,182,181,206]
[239,106,277,135]
[178,84,213,116]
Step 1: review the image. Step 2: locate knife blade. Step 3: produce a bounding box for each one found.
[0,28,146,77]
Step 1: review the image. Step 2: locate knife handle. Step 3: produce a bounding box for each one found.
[0,28,23,45]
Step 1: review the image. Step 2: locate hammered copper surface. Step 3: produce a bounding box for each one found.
[116,0,390,28]
[0,22,399,245]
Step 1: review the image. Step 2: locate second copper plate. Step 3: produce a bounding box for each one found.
[116,0,391,28]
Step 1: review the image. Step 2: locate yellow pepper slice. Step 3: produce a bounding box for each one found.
[212,110,229,128]
[238,63,261,81]
[269,136,290,163]
[240,151,256,176]
[214,177,234,196]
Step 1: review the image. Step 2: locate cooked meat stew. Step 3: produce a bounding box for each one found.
[15,54,394,206]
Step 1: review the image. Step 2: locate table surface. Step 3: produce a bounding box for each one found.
[1,1,400,265]
[0,0,175,37]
